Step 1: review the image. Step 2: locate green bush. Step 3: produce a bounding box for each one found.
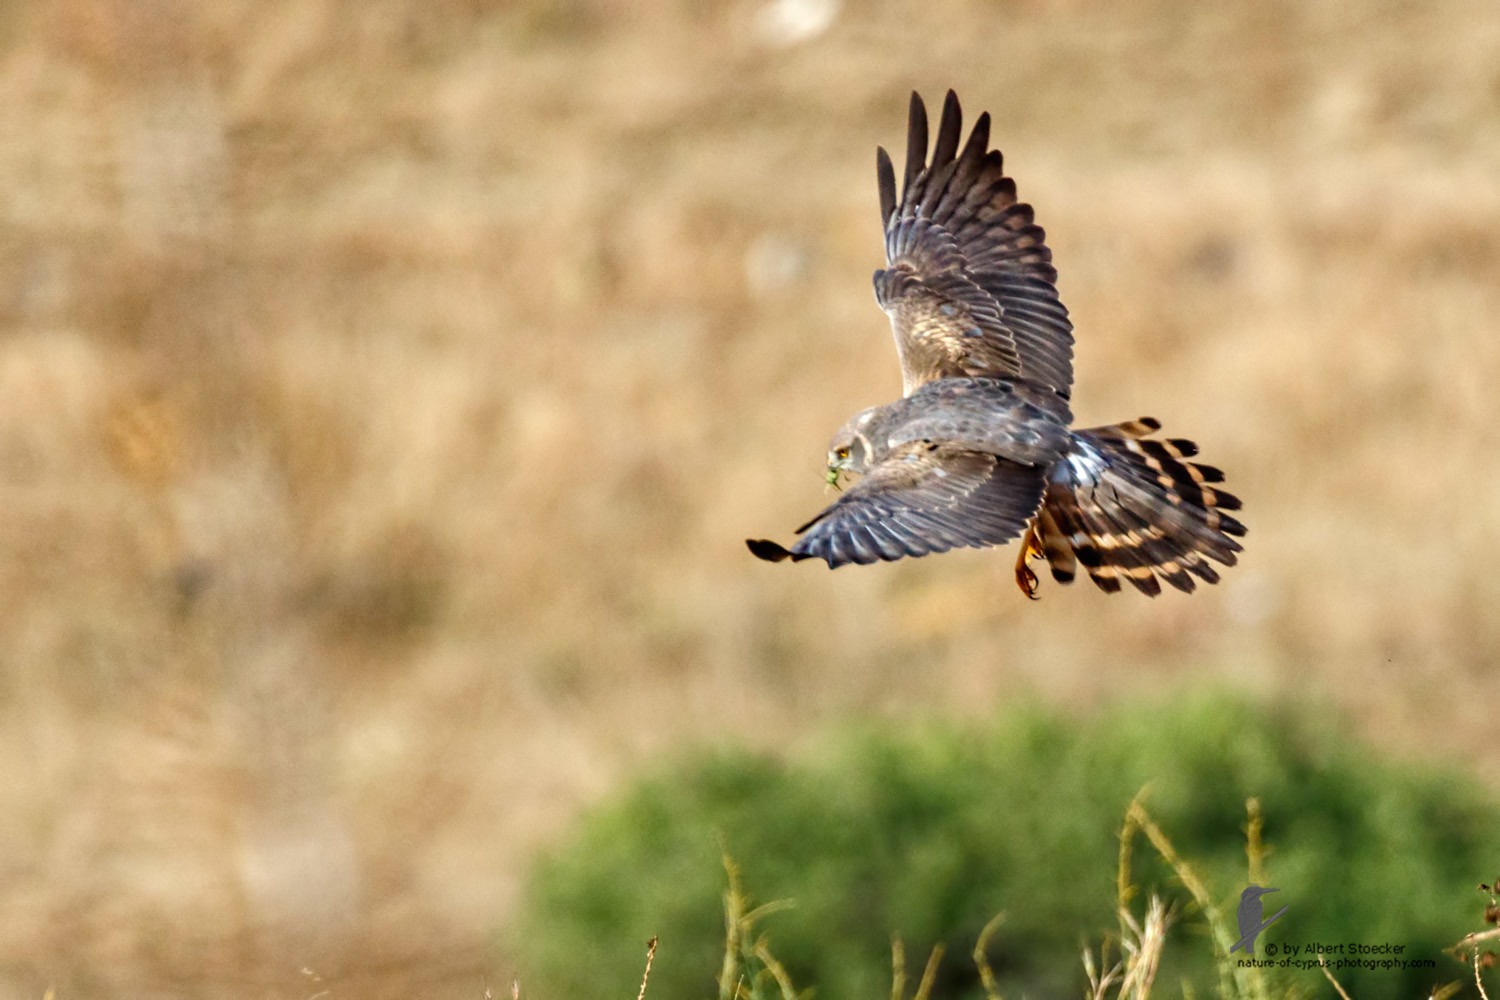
[513,696,1495,999]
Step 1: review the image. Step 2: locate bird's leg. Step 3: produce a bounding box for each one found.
[1014,521,1044,600]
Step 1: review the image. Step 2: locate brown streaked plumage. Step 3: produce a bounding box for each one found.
[1035,420,1244,596]
[747,91,1246,597]
[876,90,1074,397]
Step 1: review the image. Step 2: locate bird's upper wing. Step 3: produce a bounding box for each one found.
[746,444,1045,569]
[875,90,1074,397]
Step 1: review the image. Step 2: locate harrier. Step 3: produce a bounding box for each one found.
[747,91,1245,597]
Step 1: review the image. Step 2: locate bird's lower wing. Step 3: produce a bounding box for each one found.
[747,445,1044,569]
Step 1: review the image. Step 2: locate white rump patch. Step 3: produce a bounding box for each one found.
[1063,441,1107,484]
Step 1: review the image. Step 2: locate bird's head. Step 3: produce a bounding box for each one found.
[826,410,878,485]
[1244,885,1279,901]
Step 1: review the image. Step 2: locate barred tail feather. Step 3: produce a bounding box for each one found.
[1036,418,1244,596]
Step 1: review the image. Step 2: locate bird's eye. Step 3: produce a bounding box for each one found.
[837,446,850,459]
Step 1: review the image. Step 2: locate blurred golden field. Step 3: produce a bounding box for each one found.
[2,0,1498,994]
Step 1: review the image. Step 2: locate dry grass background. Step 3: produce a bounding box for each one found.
[1,0,1498,994]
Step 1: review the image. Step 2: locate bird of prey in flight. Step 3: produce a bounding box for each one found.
[747,91,1245,597]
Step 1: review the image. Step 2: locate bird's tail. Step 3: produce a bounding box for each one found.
[1031,418,1245,595]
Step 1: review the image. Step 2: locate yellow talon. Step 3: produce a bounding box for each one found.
[1014,522,1043,599]
[1015,560,1039,599]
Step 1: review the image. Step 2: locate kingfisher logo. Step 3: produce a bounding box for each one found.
[1228,885,1434,974]
[1229,884,1287,954]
